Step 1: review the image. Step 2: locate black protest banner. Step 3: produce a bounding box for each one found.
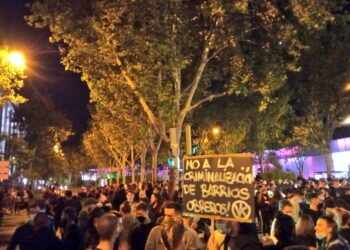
[182,154,255,222]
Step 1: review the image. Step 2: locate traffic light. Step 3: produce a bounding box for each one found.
[192,144,200,155]
[167,157,175,167]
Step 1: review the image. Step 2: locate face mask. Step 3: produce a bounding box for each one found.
[136,216,146,224]
[316,232,327,240]
[29,214,36,222]
[215,223,231,234]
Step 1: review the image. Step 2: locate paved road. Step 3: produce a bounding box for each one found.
[0,211,27,250]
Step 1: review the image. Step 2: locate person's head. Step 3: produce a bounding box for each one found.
[88,206,106,228]
[315,215,338,241]
[153,186,159,194]
[275,214,296,244]
[27,203,38,223]
[291,190,304,203]
[135,202,149,223]
[62,206,77,225]
[341,211,350,229]
[83,198,98,209]
[215,219,232,235]
[307,192,321,206]
[139,190,147,199]
[65,190,72,198]
[163,202,182,221]
[95,213,121,241]
[162,217,185,250]
[334,199,350,211]
[296,215,314,237]
[279,199,293,216]
[126,191,134,203]
[150,193,158,204]
[33,213,50,231]
[162,182,169,191]
[120,201,132,217]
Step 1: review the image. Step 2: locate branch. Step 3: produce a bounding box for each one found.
[207,42,229,62]
[180,45,209,116]
[188,92,228,112]
[115,56,168,141]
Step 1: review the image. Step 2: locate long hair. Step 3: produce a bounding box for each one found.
[296,215,314,236]
[275,214,296,246]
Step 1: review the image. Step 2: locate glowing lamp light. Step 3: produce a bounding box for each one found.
[343,116,350,125]
[345,83,350,91]
[212,127,221,136]
[8,51,26,69]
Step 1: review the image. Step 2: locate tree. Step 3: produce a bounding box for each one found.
[191,96,251,154]
[28,0,337,189]
[0,46,26,106]
[0,135,34,178]
[64,146,93,185]
[14,92,72,182]
[290,7,350,177]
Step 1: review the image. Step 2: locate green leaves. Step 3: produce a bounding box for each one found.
[0,47,26,106]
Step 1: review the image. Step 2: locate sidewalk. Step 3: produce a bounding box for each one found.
[0,211,27,249]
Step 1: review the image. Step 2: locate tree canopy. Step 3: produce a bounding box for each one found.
[0,46,26,106]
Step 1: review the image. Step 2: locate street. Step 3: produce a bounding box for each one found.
[0,211,27,250]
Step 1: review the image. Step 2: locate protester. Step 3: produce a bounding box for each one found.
[145,201,203,250]
[315,215,350,250]
[295,215,317,249]
[257,187,273,241]
[304,192,323,225]
[289,190,304,223]
[94,213,121,250]
[270,199,293,244]
[207,219,233,250]
[61,206,81,250]
[130,202,156,250]
[81,206,106,250]
[7,203,37,250]
[21,213,64,250]
[340,211,350,242]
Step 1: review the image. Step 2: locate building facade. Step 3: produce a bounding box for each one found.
[0,103,23,160]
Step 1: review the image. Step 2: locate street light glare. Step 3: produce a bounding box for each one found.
[8,51,26,69]
[343,116,350,125]
[212,127,220,135]
[346,83,350,91]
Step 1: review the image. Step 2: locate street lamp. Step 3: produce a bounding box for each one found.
[342,116,350,125]
[345,83,350,92]
[212,126,221,136]
[8,51,26,69]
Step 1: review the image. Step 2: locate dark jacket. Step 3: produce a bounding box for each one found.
[7,222,35,250]
[326,235,350,250]
[339,228,350,243]
[63,223,81,250]
[318,235,350,250]
[130,221,156,250]
[295,234,317,248]
[21,227,64,250]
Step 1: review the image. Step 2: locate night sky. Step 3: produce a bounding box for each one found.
[0,0,90,144]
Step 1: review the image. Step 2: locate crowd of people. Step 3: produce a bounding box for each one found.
[1,177,350,249]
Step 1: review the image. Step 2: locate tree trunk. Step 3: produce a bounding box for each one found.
[258,151,264,173]
[323,145,333,178]
[122,155,127,185]
[131,146,135,183]
[151,151,158,184]
[140,148,147,183]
